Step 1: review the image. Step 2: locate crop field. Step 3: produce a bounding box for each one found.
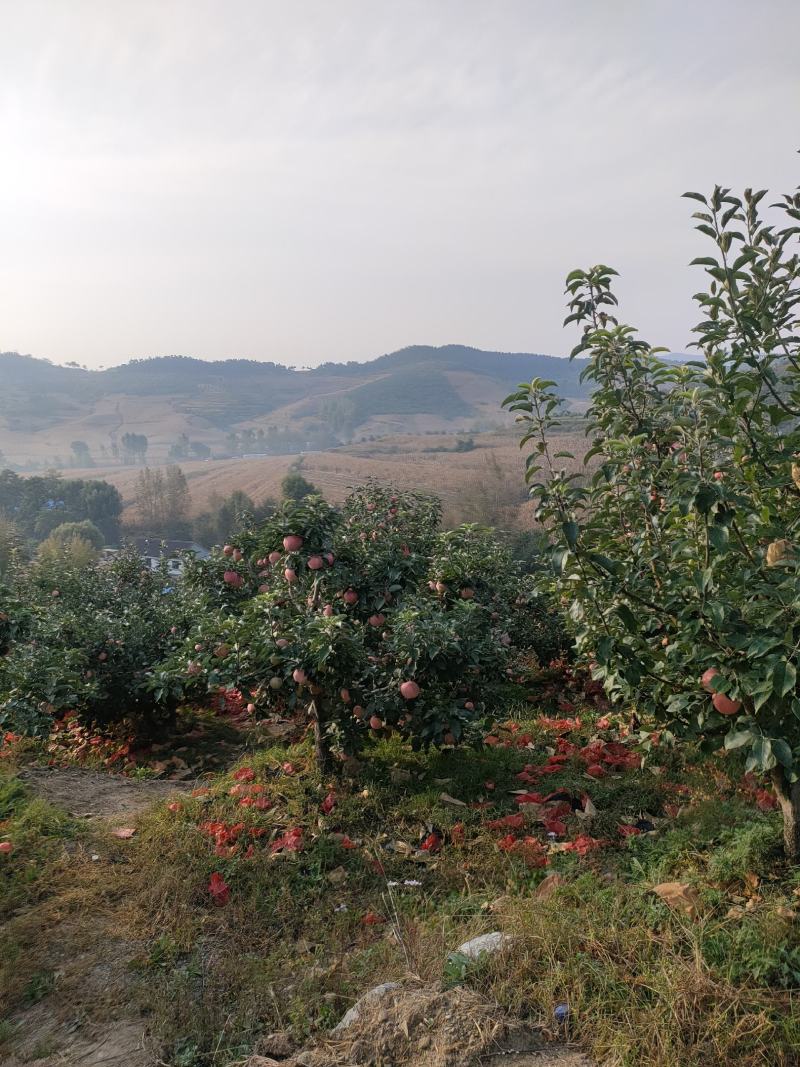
[66,426,591,530]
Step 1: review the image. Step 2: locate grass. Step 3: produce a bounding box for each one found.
[1,683,799,1065]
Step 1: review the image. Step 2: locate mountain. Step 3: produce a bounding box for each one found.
[0,345,589,468]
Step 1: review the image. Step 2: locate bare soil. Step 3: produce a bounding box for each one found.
[18,765,194,819]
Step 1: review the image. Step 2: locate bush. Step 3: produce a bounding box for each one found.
[0,549,197,736]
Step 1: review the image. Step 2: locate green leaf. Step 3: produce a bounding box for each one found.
[724,729,755,751]
[771,738,794,770]
[773,660,797,699]
[707,525,729,552]
[616,605,638,633]
[562,521,579,549]
[746,736,776,773]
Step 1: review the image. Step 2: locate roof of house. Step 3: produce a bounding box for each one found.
[123,537,210,560]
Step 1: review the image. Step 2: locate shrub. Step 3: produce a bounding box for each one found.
[0,549,197,736]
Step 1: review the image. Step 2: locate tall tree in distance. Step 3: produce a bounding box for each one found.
[133,466,192,537]
[121,433,148,464]
[281,470,317,502]
[70,440,93,467]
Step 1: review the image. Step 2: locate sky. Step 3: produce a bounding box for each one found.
[0,1,798,370]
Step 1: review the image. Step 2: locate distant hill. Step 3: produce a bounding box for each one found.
[0,345,590,468]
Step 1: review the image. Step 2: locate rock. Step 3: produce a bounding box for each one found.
[332,981,402,1033]
[454,930,513,960]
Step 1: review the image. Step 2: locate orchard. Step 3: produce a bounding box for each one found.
[0,482,565,769]
[505,177,800,857]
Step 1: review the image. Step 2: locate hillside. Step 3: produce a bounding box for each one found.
[0,346,589,468]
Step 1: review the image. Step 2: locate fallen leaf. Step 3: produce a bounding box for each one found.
[652,881,701,919]
[390,767,412,784]
[535,873,564,901]
[326,866,349,885]
[110,827,136,839]
[439,792,466,807]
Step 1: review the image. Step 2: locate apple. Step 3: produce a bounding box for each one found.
[268,550,282,564]
[222,544,233,556]
[343,589,359,605]
[700,668,721,693]
[400,680,420,700]
[283,534,304,552]
[307,555,324,570]
[292,668,307,685]
[712,692,741,716]
[284,568,297,583]
[269,676,283,690]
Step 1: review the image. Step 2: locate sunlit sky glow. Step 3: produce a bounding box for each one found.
[1,0,798,368]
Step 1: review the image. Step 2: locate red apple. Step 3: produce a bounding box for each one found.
[307,555,324,570]
[400,680,420,700]
[283,534,303,552]
[712,692,741,716]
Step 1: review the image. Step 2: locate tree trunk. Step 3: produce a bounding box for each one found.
[310,700,333,773]
[771,768,800,861]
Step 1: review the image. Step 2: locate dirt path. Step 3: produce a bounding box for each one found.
[18,764,195,819]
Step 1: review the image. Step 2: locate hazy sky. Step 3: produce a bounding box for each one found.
[1,1,798,369]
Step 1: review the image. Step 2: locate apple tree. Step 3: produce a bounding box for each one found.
[505,177,800,857]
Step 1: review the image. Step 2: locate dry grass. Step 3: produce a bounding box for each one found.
[58,426,592,531]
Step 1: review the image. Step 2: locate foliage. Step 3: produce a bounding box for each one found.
[505,176,800,853]
[43,520,105,550]
[133,466,192,538]
[37,532,99,568]
[152,483,550,765]
[0,469,122,544]
[0,549,198,735]
[192,490,276,549]
[281,470,318,502]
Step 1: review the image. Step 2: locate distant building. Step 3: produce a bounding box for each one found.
[103,537,210,577]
